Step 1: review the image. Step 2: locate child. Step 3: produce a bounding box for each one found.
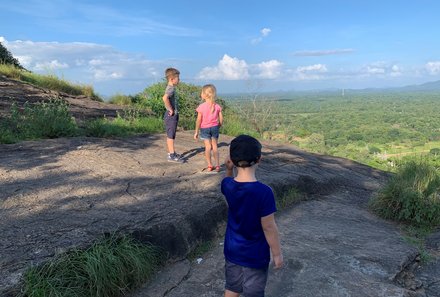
[222,135,283,297]
[162,67,182,162]
[194,84,223,172]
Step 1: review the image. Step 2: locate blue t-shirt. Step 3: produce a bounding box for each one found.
[221,177,277,269]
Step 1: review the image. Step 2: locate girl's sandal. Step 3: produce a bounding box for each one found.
[215,165,221,172]
[207,166,214,172]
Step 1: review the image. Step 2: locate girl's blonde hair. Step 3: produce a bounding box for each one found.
[202,84,217,113]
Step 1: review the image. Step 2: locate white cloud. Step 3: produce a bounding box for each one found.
[197,54,249,80]
[296,64,328,80]
[261,28,271,37]
[366,66,386,74]
[255,60,283,79]
[361,62,404,77]
[2,37,161,86]
[297,64,328,73]
[390,65,402,77]
[294,48,355,56]
[34,60,69,71]
[251,27,272,44]
[425,61,440,75]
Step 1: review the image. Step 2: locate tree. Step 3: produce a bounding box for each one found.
[0,42,25,69]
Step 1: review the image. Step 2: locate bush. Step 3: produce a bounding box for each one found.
[0,100,78,143]
[430,148,440,156]
[369,146,382,154]
[369,159,440,227]
[108,93,135,106]
[140,81,228,131]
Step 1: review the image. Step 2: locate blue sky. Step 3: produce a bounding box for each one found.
[1,0,440,96]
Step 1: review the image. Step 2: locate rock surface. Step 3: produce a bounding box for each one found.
[1,132,439,296]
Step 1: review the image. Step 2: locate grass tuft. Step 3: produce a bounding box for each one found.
[83,109,163,138]
[369,159,440,228]
[275,186,307,210]
[22,234,163,297]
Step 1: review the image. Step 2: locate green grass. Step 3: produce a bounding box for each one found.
[83,111,163,138]
[0,100,78,143]
[369,158,440,228]
[22,234,163,297]
[0,102,164,143]
[0,64,102,101]
[275,186,307,210]
[187,240,216,261]
[401,225,435,264]
[108,93,133,106]
[220,111,259,138]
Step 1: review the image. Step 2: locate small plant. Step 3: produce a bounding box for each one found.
[22,234,162,297]
[429,148,440,156]
[275,186,306,210]
[369,159,440,227]
[401,225,434,264]
[187,240,215,261]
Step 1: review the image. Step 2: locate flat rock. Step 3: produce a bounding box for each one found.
[1,130,438,297]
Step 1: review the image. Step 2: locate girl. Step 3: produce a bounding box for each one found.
[194,84,223,172]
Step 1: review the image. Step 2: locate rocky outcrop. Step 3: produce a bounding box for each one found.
[0,76,438,296]
[0,75,123,122]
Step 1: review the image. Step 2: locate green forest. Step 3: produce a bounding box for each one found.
[225,91,440,171]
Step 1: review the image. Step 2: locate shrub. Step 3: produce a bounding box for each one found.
[369,159,440,227]
[108,93,134,106]
[369,146,381,154]
[430,148,440,156]
[140,81,228,131]
[0,100,78,143]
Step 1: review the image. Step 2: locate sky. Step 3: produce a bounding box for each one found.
[1,0,440,96]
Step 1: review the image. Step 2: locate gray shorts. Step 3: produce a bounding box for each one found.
[164,113,179,139]
[225,260,268,297]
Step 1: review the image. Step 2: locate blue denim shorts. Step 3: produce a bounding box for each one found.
[199,125,219,140]
[225,260,268,297]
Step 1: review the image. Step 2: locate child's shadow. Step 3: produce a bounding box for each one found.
[180,142,229,161]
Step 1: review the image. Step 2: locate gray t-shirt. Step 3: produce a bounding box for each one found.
[165,85,178,114]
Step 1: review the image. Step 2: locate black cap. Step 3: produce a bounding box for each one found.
[230,135,262,167]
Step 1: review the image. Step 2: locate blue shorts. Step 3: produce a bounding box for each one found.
[200,125,219,140]
[225,260,268,297]
[164,113,179,139]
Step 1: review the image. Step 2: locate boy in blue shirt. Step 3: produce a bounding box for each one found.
[222,135,283,297]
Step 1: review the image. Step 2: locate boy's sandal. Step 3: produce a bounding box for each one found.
[215,165,221,172]
[207,166,213,172]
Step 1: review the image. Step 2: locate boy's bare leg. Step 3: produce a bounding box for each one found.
[224,290,240,297]
[204,139,212,167]
[167,138,175,154]
[212,138,219,166]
